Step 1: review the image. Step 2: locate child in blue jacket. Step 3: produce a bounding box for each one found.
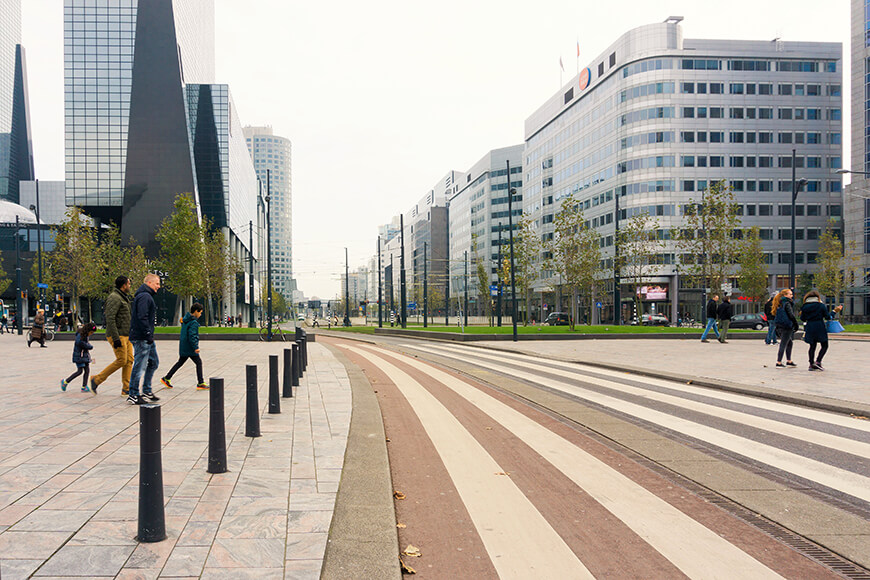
[62,322,97,393]
[161,303,207,390]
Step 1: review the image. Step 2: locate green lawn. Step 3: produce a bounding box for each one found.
[154,326,262,334]
[844,324,870,333]
[327,324,759,335]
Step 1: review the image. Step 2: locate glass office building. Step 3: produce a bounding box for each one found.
[244,126,294,300]
[524,19,842,322]
[0,0,33,204]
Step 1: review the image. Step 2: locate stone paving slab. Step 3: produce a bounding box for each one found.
[0,333,351,579]
[472,337,870,409]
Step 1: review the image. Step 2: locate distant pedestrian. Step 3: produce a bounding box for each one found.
[91,276,134,396]
[763,293,778,345]
[128,273,162,405]
[61,322,97,393]
[799,290,843,371]
[717,295,733,343]
[772,288,798,368]
[161,303,207,390]
[28,309,47,347]
[700,294,720,342]
[0,312,8,334]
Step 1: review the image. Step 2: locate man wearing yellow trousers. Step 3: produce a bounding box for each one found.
[91,276,134,395]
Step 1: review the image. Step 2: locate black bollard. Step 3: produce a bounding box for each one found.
[301,330,308,371]
[268,354,280,414]
[137,404,166,543]
[292,342,301,386]
[282,348,293,398]
[207,378,227,474]
[245,365,261,437]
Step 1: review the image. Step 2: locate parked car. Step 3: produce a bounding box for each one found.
[545,312,570,326]
[633,313,669,326]
[729,313,768,330]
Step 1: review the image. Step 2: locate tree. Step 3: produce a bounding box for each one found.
[672,180,742,298]
[616,211,663,322]
[547,194,601,330]
[499,216,540,325]
[815,221,845,302]
[0,250,9,295]
[202,221,241,324]
[796,271,814,305]
[736,226,769,305]
[475,259,491,321]
[155,193,205,309]
[47,207,101,320]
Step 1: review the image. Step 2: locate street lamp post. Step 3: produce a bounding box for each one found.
[377,237,383,328]
[497,223,502,327]
[344,247,350,326]
[248,220,255,328]
[423,241,428,328]
[613,190,621,325]
[265,169,273,341]
[399,214,407,329]
[15,215,23,335]
[463,250,468,328]
[790,149,808,289]
[506,160,519,342]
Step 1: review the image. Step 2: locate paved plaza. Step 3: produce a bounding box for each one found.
[0,333,351,579]
[475,335,870,409]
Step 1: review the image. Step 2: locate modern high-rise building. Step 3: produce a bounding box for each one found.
[63,0,259,320]
[0,0,34,205]
[524,18,842,322]
[448,146,524,317]
[243,126,295,300]
[846,0,870,318]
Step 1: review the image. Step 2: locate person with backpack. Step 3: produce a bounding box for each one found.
[763,293,778,345]
[772,288,799,368]
[61,322,97,393]
[799,290,843,371]
[161,303,207,390]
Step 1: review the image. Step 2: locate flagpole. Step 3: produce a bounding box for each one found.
[576,40,580,75]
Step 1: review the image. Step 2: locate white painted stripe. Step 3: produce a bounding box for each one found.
[408,344,870,504]
[367,345,783,580]
[405,342,870,434]
[341,345,593,580]
[416,343,870,459]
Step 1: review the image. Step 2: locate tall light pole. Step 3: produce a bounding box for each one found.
[506,161,518,341]
[423,241,428,328]
[248,220,255,328]
[790,149,808,289]
[613,190,621,325]
[15,215,23,334]
[377,237,383,328]
[266,169,273,341]
[344,247,350,326]
[399,214,407,329]
[497,223,503,327]
[463,250,468,327]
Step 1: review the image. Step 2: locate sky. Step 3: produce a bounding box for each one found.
[21,0,851,299]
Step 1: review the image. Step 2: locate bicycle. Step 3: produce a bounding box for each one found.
[26,327,55,344]
[258,322,286,342]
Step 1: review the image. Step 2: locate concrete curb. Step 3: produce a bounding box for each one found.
[44,331,317,342]
[321,344,401,580]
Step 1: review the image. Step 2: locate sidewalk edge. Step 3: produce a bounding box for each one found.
[321,344,402,580]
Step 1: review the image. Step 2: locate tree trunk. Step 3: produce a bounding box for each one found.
[571,287,578,331]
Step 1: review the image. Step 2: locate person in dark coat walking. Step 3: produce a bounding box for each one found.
[28,309,47,347]
[763,294,778,345]
[161,303,206,390]
[716,295,733,343]
[61,322,97,392]
[700,294,720,342]
[128,274,162,405]
[799,290,843,371]
[772,288,799,368]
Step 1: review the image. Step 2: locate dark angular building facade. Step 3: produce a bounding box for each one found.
[0,0,34,205]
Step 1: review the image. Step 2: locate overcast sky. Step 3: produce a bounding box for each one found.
[21,0,850,299]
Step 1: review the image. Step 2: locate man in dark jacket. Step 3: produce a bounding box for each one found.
[700,294,720,342]
[128,273,162,405]
[91,276,134,395]
[716,295,733,343]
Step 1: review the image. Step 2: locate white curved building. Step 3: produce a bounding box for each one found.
[524,18,842,322]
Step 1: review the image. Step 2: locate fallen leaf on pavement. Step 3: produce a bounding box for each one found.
[485,427,493,430]
[853,415,869,421]
[686,380,693,384]
[394,491,406,500]
[495,472,511,476]
[400,556,416,574]
[403,545,422,557]
[397,522,406,528]
[386,437,391,442]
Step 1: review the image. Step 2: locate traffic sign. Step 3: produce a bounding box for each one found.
[490,284,498,296]
[408,302,417,309]
[596,302,602,308]
[37,283,48,289]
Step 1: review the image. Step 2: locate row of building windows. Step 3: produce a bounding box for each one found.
[679,131,837,145]
[680,155,840,169]
[680,106,839,120]
[680,81,840,97]
[681,179,842,194]
[680,59,835,73]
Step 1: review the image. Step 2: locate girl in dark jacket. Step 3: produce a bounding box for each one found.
[772,289,798,368]
[62,322,97,392]
[799,290,843,371]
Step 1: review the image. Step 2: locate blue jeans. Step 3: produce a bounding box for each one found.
[130,340,159,398]
[765,322,777,344]
[700,317,720,340]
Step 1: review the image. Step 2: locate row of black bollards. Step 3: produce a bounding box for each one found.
[137,330,309,543]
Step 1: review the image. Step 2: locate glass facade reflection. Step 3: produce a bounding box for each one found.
[1,0,33,204]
